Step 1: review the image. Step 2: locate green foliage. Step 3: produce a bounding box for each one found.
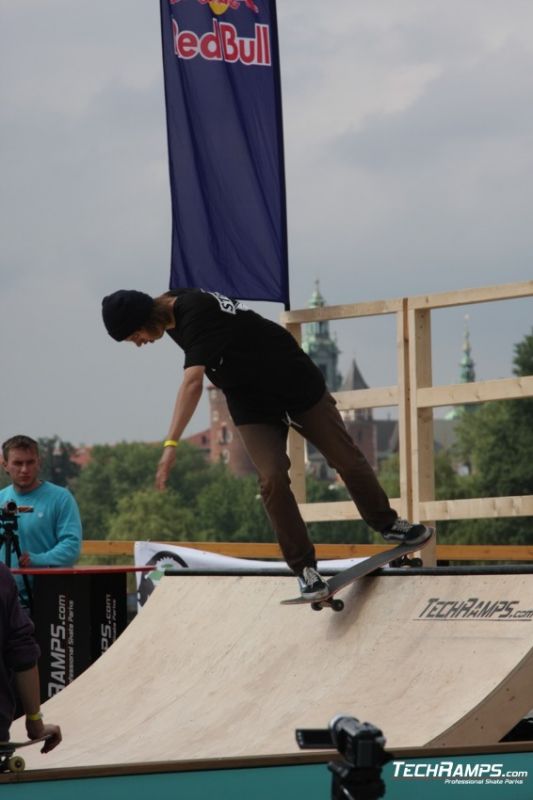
[306,476,371,544]
[71,441,213,539]
[70,441,273,543]
[437,328,533,545]
[108,489,197,541]
[194,470,273,541]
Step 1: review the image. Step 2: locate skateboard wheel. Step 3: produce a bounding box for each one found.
[311,602,323,611]
[409,558,423,568]
[7,756,25,773]
[331,600,344,612]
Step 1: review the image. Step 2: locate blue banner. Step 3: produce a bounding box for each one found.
[160,0,289,307]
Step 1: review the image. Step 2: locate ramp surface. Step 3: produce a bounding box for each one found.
[13,573,533,769]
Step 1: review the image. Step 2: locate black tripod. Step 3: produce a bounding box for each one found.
[0,501,34,611]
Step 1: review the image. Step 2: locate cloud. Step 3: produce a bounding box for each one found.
[1,0,532,442]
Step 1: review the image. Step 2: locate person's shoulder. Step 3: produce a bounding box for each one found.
[39,482,74,500]
[173,288,205,305]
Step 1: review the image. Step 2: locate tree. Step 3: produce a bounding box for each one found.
[72,441,215,540]
[108,489,198,541]
[443,328,533,544]
[194,469,272,541]
[305,476,371,544]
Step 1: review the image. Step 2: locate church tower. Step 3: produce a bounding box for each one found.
[301,281,378,475]
[446,315,477,420]
[301,280,342,391]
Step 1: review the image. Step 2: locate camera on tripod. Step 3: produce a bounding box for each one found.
[296,715,391,800]
[0,500,19,520]
[0,501,34,609]
[0,501,33,565]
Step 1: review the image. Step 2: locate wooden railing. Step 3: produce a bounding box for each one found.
[81,540,533,563]
[279,279,533,566]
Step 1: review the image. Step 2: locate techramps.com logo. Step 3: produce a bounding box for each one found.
[392,760,529,787]
[417,597,533,622]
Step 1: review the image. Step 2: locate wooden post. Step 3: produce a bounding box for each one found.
[396,299,412,520]
[285,322,306,503]
[408,307,437,565]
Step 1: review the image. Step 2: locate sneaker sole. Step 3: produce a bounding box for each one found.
[300,587,330,602]
[382,526,433,547]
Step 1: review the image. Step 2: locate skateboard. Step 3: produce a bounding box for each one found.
[281,529,434,612]
[0,736,48,773]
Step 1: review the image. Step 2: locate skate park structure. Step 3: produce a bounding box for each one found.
[3,280,533,797]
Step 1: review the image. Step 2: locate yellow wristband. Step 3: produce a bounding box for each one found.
[26,711,43,721]
[163,439,178,448]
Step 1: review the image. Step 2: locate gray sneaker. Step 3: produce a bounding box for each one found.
[382,519,432,546]
[298,566,329,601]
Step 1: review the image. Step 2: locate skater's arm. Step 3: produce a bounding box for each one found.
[155,366,205,490]
[16,667,62,752]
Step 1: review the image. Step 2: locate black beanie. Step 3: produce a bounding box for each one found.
[102,290,155,341]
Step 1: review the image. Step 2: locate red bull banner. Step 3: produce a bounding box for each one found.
[160,0,290,306]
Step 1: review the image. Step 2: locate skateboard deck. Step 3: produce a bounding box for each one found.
[281,529,434,612]
[0,736,48,773]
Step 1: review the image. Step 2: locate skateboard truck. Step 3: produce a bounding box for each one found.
[0,749,26,774]
[311,597,344,613]
[389,554,423,568]
[0,735,50,773]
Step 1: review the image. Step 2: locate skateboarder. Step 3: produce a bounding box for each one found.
[0,563,62,750]
[102,288,431,601]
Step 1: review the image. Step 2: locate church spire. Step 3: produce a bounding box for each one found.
[446,315,477,419]
[459,315,476,384]
[302,280,341,391]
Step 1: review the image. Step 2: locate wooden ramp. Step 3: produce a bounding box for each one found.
[12,572,533,769]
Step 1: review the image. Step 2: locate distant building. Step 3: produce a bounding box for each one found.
[205,386,255,477]
[301,280,342,391]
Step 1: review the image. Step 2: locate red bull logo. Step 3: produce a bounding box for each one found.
[171,0,259,15]
[170,1,271,67]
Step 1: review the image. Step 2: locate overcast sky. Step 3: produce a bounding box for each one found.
[1,0,532,446]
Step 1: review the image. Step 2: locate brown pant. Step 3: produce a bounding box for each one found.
[236,392,397,574]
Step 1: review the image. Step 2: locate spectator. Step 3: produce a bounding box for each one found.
[0,435,82,604]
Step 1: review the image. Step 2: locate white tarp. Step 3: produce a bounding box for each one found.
[134,540,365,608]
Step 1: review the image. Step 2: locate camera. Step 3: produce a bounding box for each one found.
[296,715,391,800]
[0,500,18,518]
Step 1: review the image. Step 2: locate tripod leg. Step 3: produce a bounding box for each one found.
[10,535,34,614]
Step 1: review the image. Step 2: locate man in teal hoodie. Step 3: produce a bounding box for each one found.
[0,436,82,603]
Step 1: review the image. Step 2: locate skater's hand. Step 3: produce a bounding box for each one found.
[18,552,31,567]
[26,718,62,752]
[155,446,176,491]
[40,724,62,753]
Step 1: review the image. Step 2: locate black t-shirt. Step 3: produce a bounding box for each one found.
[166,289,326,425]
